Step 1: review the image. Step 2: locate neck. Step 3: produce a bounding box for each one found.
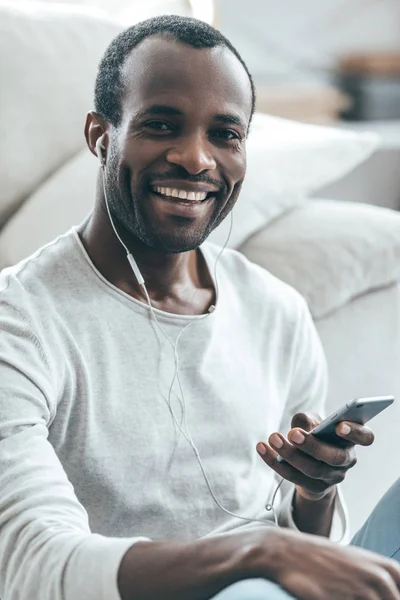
[79,198,215,315]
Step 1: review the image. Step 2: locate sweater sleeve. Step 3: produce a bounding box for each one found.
[275,296,350,543]
[0,304,149,600]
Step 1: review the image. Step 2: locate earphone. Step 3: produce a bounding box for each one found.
[95,137,283,528]
[96,139,106,164]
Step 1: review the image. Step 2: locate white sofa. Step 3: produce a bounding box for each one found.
[1,1,400,536]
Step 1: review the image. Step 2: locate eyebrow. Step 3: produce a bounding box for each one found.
[131,105,247,130]
[133,105,183,120]
[213,113,247,130]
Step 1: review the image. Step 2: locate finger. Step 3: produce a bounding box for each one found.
[267,433,347,484]
[256,442,331,494]
[336,422,375,446]
[287,428,356,468]
[291,412,322,432]
[371,568,400,600]
[381,557,400,589]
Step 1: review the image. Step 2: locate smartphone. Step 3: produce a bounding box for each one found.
[311,395,395,443]
[276,395,394,462]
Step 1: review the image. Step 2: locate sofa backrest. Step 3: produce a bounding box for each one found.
[0,2,121,227]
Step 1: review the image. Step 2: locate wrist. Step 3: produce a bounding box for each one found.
[237,527,290,583]
[295,484,338,503]
[292,485,337,536]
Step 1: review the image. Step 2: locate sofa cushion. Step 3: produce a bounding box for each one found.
[0,148,98,270]
[0,2,121,226]
[239,199,400,319]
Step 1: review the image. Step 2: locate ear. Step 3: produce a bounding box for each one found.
[84,111,108,161]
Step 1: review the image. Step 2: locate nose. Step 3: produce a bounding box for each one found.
[165,132,217,174]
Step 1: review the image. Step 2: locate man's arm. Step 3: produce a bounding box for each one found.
[117,529,400,600]
[117,533,275,600]
[292,487,336,536]
[0,305,147,600]
[259,296,373,541]
[258,295,347,539]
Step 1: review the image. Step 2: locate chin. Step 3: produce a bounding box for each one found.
[131,206,221,253]
[145,226,211,254]
[150,237,204,254]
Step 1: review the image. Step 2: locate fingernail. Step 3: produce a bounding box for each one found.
[339,424,351,435]
[269,434,283,449]
[290,431,305,445]
[257,443,267,455]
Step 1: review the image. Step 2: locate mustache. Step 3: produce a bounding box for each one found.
[147,170,225,191]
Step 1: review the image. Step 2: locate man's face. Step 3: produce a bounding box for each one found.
[104,35,252,253]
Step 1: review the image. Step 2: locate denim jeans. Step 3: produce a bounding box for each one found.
[211,477,400,600]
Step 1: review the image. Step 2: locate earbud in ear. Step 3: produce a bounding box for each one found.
[95,138,106,167]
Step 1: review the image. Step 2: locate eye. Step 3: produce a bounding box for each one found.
[144,120,174,132]
[212,129,242,142]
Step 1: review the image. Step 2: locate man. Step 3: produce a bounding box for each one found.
[0,15,399,600]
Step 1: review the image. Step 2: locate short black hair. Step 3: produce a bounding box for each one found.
[94,15,255,128]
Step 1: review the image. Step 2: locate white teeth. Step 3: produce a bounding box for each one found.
[153,186,209,201]
[197,192,208,201]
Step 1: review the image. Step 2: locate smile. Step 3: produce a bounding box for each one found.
[151,186,215,203]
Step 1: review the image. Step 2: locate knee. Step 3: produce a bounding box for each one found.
[392,548,400,564]
[212,578,294,600]
[351,476,400,556]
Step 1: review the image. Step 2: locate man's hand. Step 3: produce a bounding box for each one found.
[256,412,375,500]
[249,527,400,600]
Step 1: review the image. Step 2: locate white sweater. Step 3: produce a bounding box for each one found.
[0,229,346,600]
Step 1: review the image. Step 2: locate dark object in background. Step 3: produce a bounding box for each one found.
[336,52,400,121]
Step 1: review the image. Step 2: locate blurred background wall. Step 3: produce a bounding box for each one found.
[216,0,400,123]
[217,0,400,84]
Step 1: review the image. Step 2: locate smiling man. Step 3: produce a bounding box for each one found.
[82,21,252,315]
[1,15,400,600]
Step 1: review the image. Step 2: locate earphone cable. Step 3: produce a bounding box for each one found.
[141,210,282,528]
[101,164,283,528]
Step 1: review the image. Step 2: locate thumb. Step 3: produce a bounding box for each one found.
[290,412,321,432]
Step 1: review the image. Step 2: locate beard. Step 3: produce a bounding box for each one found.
[102,146,242,255]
